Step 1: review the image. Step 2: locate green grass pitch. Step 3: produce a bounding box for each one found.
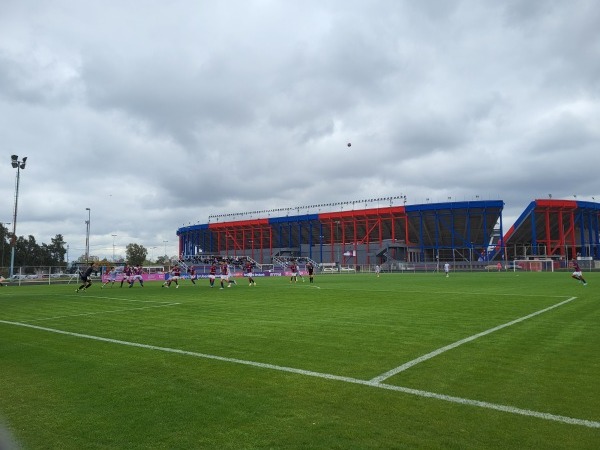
[1,272,599,449]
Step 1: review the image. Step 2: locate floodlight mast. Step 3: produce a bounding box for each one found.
[85,208,91,263]
[9,155,27,278]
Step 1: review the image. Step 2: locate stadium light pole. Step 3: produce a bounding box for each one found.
[111,234,117,262]
[319,235,324,264]
[163,240,168,257]
[335,221,340,264]
[9,155,27,278]
[85,208,91,263]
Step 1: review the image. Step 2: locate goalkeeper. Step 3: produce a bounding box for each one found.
[76,263,96,292]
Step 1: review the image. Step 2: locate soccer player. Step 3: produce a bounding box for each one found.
[0,274,6,287]
[306,262,315,283]
[375,264,381,277]
[289,260,298,283]
[571,259,587,285]
[162,265,181,288]
[120,265,132,287]
[444,262,450,277]
[220,262,237,289]
[130,265,144,287]
[208,262,217,288]
[297,263,305,282]
[76,263,96,292]
[244,261,256,286]
[101,266,117,288]
[187,267,198,285]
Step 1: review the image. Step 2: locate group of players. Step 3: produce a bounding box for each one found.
[72,258,587,293]
[101,264,145,289]
[159,260,315,289]
[75,263,146,292]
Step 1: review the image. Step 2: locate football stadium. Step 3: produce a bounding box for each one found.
[176,197,600,274]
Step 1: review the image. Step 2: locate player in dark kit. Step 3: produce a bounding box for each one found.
[571,259,588,285]
[245,261,256,286]
[306,262,315,283]
[76,263,96,292]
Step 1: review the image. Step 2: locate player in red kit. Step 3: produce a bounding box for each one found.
[162,265,181,288]
[208,262,217,288]
[130,265,144,287]
[120,265,132,288]
[187,267,197,285]
[245,261,256,286]
[289,261,298,283]
[571,259,587,285]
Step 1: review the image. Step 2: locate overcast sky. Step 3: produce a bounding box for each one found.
[1,0,599,262]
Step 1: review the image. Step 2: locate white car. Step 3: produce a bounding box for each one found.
[10,274,28,280]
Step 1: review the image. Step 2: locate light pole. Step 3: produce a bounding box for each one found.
[163,240,168,257]
[319,234,324,264]
[335,221,340,264]
[9,155,27,277]
[150,246,157,262]
[85,208,91,263]
[111,234,117,262]
[1,222,11,270]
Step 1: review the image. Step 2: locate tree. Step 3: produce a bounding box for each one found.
[47,234,67,264]
[126,243,148,266]
[0,223,11,271]
[155,255,171,266]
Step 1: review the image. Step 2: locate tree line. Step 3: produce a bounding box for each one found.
[0,223,171,274]
[0,223,67,269]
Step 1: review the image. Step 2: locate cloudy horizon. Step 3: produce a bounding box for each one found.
[1,0,599,261]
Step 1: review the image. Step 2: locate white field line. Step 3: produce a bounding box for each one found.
[24,303,181,322]
[0,317,598,429]
[369,297,577,384]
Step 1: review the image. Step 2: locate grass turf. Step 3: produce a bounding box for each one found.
[0,272,599,449]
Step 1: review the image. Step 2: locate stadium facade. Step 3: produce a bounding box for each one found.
[176,198,600,268]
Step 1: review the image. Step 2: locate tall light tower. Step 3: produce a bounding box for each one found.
[85,208,91,262]
[335,220,340,264]
[163,240,168,257]
[9,155,27,277]
[111,234,117,262]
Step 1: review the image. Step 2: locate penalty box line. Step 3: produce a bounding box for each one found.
[0,317,598,429]
[370,296,577,384]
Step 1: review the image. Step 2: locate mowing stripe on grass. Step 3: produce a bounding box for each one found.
[1,317,598,429]
[26,303,181,322]
[66,294,175,304]
[370,296,577,384]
